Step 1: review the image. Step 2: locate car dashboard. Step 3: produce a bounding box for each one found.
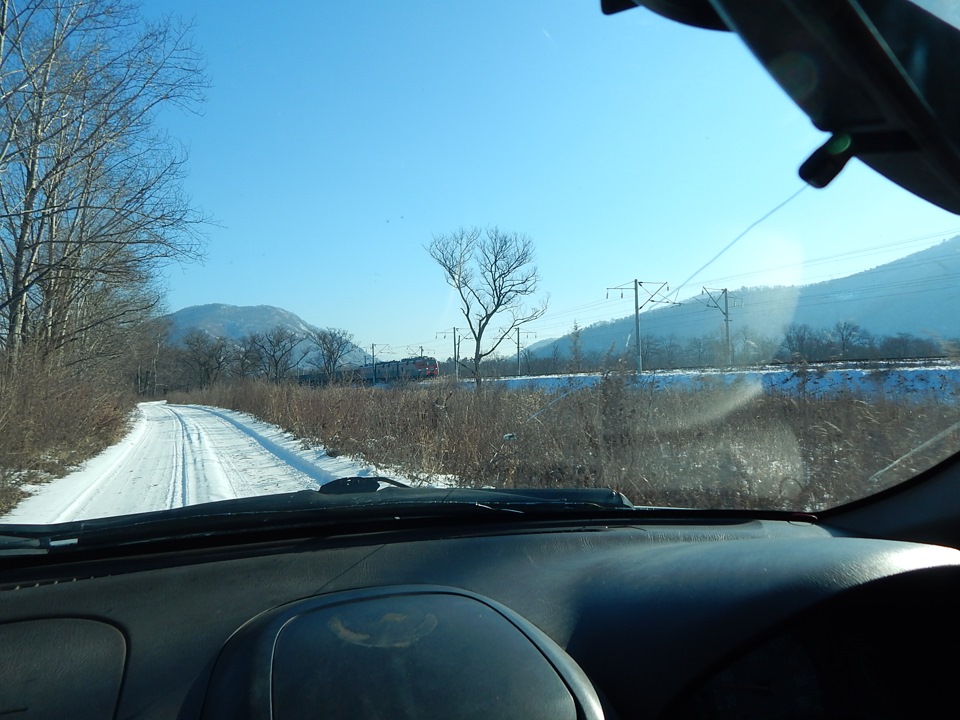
[3,514,960,719]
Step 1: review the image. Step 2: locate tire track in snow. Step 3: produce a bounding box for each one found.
[172,407,242,505]
[2,402,392,524]
[165,403,186,510]
[48,407,157,523]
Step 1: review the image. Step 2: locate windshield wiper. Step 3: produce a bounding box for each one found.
[0,484,637,555]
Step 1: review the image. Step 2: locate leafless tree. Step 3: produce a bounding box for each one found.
[228,336,263,380]
[0,0,206,368]
[781,323,816,361]
[180,330,230,389]
[685,336,711,367]
[732,325,774,365]
[640,335,663,369]
[659,335,683,369]
[832,321,867,358]
[879,332,939,359]
[427,226,547,385]
[309,327,354,381]
[250,326,308,383]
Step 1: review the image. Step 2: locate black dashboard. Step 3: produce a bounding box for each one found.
[3,516,960,719]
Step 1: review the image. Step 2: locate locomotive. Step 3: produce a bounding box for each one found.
[356,356,440,383]
[300,356,440,385]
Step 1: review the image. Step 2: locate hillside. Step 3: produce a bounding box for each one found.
[163,303,370,368]
[163,304,322,345]
[531,235,960,358]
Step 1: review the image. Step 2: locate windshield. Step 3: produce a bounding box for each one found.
[1,0,958,526]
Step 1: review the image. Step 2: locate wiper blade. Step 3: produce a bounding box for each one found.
[319,477,634,509]
[319,476,409,494]
[0,485,636,554]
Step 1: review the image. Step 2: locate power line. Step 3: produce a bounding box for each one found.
[696,231,960,289]
[604,280,673,372]
[672,185,809,299]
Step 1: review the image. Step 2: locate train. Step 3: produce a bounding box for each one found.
[357,356,440,383]
[299,356,440,385]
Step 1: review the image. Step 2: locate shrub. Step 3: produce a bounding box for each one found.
[171,375,960,512]
[0,350,133,515]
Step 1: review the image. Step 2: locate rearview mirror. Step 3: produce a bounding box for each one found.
[604,0,960,214]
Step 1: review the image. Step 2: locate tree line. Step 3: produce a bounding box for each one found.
[439,320,956,378]
[0,0,205,372]
[131,324,356,394]
[0,0,207,483]
[154,318,953,394]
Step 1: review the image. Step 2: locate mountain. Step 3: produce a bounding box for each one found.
[163,304,321,345]
[163,303,371,367]
[530,235,960,358]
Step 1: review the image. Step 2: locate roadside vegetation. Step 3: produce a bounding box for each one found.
[0,350,132,515]
[171,373,960,512]
[0,0,206,515]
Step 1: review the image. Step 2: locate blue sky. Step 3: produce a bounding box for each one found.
[148,1,960,361]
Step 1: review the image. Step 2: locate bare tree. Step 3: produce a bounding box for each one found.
[781,323,815,361]
[685,336,711,367]
[427,226,546,385]
[879,332,940,359]
[0,0,206,367]
[660,335,683,369]
[180,331,229,389]
[832,321,867,358]
[250,326,308,383]
[640,334,663,369]
[732,325,771,365]
[228,335,263,380]
[126,317,170,395]
[309,327,354,381]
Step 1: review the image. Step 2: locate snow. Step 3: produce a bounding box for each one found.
[2,402,394,525]
[6,363,957,524]
[484,363,960,402]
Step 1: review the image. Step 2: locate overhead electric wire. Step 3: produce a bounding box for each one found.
[696,228,960,289]
[672,185,810,298]
[415,219,958,358]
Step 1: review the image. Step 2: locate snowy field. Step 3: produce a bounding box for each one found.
[2,402,394,525]
[483,363,960,401]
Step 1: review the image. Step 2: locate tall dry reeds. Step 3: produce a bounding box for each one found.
[0,350,133,515]
[172,374,960,512]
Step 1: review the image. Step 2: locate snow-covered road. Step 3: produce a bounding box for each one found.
[3,402,387,524]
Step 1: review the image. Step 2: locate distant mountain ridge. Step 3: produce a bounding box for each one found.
[162,303,371,367]
[529,235,960,358]
[163,303,321,344]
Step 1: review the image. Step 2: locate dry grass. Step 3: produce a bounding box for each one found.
[172,374,960,512]
[0,352,133,516]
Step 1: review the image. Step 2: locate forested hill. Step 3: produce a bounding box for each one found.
[530,235,960,359]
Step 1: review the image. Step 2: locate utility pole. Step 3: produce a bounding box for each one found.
[371,343,377,383]
[703,287,734,365]
[517,328,521,377]
[606,280,672,373]
[634,281,641,372]
[515,327,536,377]
[436,328,463,380]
